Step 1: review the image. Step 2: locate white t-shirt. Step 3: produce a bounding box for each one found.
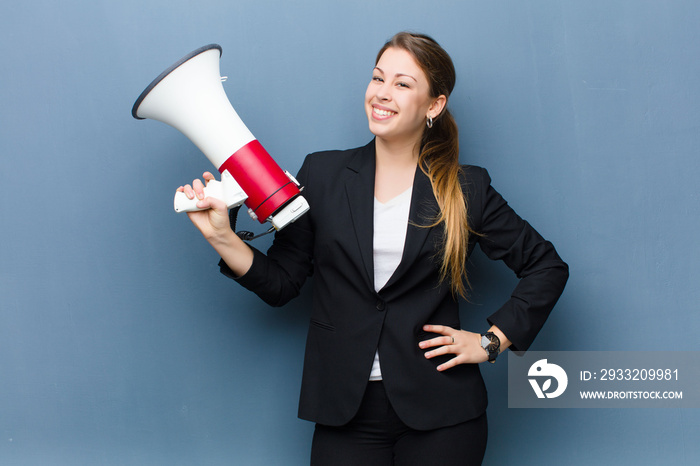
[369,187,412,381]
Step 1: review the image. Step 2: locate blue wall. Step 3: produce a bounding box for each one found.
[2,0,698,464]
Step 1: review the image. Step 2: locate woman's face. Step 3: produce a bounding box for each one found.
[365,47,444,147]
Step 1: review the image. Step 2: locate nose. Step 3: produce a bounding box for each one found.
[375,82,391,101]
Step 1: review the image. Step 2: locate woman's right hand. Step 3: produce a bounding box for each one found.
[176,172,255,277]
[176,172,233,241]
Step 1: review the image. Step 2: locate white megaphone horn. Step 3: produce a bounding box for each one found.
[132,44,309,231]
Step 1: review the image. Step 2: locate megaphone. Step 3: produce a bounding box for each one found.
[132,44,309,231]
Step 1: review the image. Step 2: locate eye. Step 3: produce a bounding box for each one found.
[372,76,384,83]
[397,82,410,89]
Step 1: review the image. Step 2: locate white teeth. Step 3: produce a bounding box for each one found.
[373,107,396,117]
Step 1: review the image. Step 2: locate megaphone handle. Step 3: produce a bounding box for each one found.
[174,171,247,212]
[174,180,223,212]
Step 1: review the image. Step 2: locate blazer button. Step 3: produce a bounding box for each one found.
[376,300,386,311]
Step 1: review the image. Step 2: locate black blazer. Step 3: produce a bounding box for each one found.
[222,140,568,430]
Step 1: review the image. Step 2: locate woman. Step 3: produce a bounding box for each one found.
[179,32,568,465]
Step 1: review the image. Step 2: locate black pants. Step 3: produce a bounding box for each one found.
[310,381,487,465]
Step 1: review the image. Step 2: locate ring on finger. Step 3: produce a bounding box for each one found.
[451,336,455,345]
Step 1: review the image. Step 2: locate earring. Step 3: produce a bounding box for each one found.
[427,116,433,128]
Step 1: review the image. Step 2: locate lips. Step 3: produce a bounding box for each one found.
[372,105,397,119]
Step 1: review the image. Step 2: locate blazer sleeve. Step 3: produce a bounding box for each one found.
[218,156,316,307]
[466,166,569,352]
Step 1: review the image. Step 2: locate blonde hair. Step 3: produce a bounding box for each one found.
[377,32,471,298]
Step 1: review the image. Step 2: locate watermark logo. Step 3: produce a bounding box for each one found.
[509,352,699,408]
[528,359,568,399]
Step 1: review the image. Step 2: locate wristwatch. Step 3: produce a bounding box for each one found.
[480,332,500,363]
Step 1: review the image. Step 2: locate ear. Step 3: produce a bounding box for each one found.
[427,95,447,120]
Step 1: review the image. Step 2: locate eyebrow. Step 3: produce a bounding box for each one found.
[374,67,418,82]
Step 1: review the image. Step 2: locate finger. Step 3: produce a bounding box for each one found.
[419,335,454,350]
[183,184,195,199]
[192,194,228,216]
[422,324,455,336]
[192,178,205,199]
[204,194,228,212]
[203,171,216,183]
[436,356,463,372]
[423,344,454,360]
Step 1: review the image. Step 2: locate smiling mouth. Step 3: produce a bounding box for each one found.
[372,107,397,120]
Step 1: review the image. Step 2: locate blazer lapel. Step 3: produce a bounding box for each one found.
[344,141,440,293]
[345,141,377,291]
[382,164,439,291]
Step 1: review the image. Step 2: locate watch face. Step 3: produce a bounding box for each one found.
[482,333,500,352]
